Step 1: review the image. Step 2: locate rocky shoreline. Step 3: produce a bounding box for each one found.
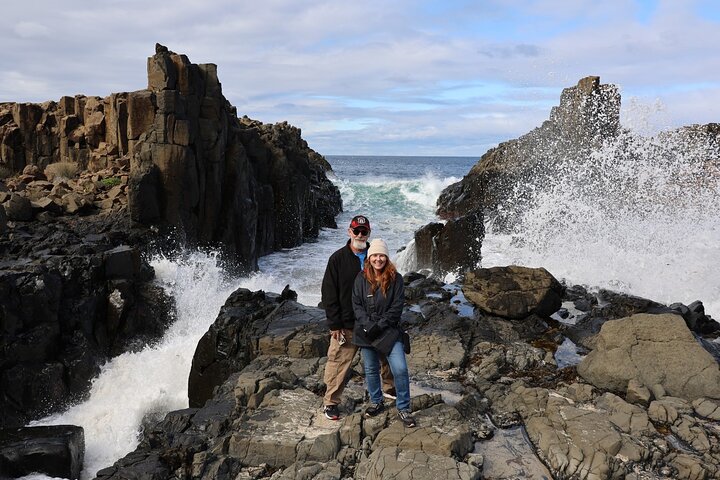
[89,266,720,480]
[1,57,719,480]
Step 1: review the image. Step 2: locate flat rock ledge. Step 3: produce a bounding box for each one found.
[94,271,720,480]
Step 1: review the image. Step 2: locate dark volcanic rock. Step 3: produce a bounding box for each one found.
[462,265,563,319]
[669,300,720,335]
[413,222,443,269]
[97,277,720,480]
[0,44,342,427]
[436,76,620,228]
[413,210,484,278]
[0,224,173,428]
[0,425,84,480]
[432,210,484,277]
[188,288,328,408]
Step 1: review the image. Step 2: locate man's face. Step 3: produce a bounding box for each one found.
[349,226,370,249]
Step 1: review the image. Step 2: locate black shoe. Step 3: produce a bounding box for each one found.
[383,388,397,400]
[398,410,416,428]
[324,404,340,420]
[365,402,386,417]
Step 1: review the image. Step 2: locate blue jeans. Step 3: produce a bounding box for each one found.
[362,341,411,411]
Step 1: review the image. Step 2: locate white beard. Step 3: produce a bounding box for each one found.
[351,239,367,250]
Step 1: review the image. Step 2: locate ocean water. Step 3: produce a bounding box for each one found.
[26,140,720,478]
[255,155,474,307]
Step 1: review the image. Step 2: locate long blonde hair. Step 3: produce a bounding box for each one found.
[363,255,397,296]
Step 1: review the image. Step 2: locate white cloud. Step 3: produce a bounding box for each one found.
[14,21,50,38]
[0,0,717,155]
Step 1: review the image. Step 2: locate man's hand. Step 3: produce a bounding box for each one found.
[330,329,347,346]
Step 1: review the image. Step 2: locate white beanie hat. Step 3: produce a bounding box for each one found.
[367,238,389,257]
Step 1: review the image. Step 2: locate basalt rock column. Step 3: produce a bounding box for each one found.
[128,44,341,271]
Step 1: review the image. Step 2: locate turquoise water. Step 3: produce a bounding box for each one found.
[256,155,476,307]
[259,152,720,317]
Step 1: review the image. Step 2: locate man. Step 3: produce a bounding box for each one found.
[321,215,395,420]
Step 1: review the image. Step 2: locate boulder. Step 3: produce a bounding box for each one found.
[577,313,720,401]
[0,425,84,480]
[5,193,33,221]
[462,265,563,319]
[30,196,63,215]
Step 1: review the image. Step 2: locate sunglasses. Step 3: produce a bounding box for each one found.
[352,227,369,235]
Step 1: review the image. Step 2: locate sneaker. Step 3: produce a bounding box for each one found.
[383,388,397,400]
[323,404,340,420]
[397,410,416,428]
[365,402,386,417]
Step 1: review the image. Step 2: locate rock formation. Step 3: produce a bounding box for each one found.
[436,76,620,226]
[407,77,621,278]
[0,425,84,479]
[412,207,484,278]
[0,45,342,428]
[577,313,720,401]
[94,269,720,480]
[0,44,341,271]
[462,265,564,319]
[434,77,719,245]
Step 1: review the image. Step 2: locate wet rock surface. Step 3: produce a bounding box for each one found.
[96,270,720,480]
[462,265,563,319]
[0,211,172,428]
[0,425,84,479]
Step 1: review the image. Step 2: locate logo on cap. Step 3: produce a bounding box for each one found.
[350,215,370,229]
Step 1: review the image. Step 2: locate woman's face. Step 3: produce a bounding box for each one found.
[370,253,387,272]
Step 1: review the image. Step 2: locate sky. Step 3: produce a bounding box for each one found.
[1,0,719,157]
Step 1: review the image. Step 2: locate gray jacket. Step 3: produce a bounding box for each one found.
[351,271,404,349]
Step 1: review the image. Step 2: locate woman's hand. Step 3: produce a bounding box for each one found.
[364,323,382,340]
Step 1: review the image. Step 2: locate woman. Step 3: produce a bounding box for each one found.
[352,238,416,428]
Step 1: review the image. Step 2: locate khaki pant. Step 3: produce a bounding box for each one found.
[323,328,394,406]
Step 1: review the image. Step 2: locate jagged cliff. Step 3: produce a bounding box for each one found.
[0,44,342,428]
[0,43,341,270]
[436,76,621,223]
